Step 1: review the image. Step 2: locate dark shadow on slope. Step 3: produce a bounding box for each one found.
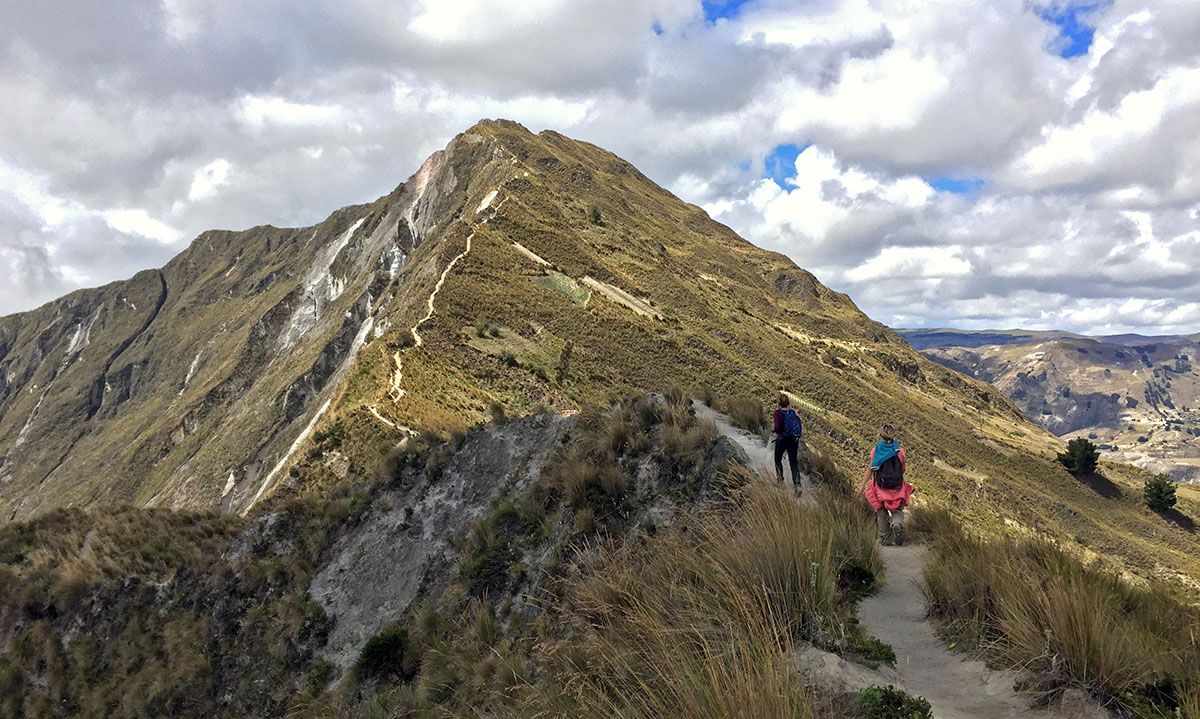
[1077,472,1123,500]
[1156,508,1196,533]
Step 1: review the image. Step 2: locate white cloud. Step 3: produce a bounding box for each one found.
[0,0,1197,335]
[407,0,564,42]
[705,145,936,269]
[845,246,972,283]
[239,96,346,129]
[187,158,231,201]
[102,208,181,243]
[1007,65,1200,193]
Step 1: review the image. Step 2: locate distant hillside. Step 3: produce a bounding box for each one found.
[897,327,1085,350]
[901,328,1200,483]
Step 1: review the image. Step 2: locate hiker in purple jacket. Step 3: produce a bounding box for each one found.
[772,394,803,488]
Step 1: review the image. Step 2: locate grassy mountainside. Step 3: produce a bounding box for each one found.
[904,329,1200,483]
[2,120,1199,594]
[1,120,1199,716]
[311,121,1200,592]
[1,393,884,717]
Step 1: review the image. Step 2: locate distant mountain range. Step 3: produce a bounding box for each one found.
[899,328,1200,482]
[899,327,1200,351]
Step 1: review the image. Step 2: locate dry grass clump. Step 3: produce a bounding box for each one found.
[0,506,243,622]
[514,477,880,718]
[921,516,1200,716]
[719,395,768,435]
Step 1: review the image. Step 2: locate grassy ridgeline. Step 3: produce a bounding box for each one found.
[920,510,1200,717]
[0,394,887,718]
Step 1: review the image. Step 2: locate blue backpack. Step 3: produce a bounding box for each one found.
[780,409,803,438]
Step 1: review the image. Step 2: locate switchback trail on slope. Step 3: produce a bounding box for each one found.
[859,544,1061,719]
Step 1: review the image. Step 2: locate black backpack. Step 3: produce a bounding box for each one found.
[875,454,904,490]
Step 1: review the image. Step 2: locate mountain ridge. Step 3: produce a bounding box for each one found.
[1,120,1197,596]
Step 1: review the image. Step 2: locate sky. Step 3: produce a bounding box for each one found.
[1,0,1197,335]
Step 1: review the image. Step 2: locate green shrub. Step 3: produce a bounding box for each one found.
[302,658,336,694]
[858,685,932,719]
[555,341,573,384]
[845,629,896,668]
[1144,474,1177,512]
[312,421,345,447]
[356,624,420,682]
[463,524,519,597]
[1057,437,1099,476]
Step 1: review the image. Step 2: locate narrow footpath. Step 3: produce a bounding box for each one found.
[859,544,1060,719]
[691,399,814,500]
[697,399,1088,718]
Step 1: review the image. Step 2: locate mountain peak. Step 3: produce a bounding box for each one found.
[1,125,1197,610]
[0,122,886,518]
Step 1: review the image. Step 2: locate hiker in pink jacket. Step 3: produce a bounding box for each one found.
[863,423,915,546]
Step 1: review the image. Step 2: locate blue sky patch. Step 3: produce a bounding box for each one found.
[926,175,987,194]
[1037,1,1109,58]
[702,0,752,23]
[764,143,810,186]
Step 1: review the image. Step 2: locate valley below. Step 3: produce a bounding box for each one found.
[901,328,1200,483]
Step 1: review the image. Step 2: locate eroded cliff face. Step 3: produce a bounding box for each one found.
[0,396,740,717]
[306,411,576,669]
[0,126,511,520]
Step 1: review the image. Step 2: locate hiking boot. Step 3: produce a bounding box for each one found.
[879,533,894,547]
[892,527,905,546]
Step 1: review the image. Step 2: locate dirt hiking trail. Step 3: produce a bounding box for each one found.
[859,544,1061,719]
[696,399,1101,717]
[692,400,814,501]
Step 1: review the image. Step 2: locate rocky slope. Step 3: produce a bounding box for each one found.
[903,329,1200,482]
[0,394,739,717]
[0,127,520,518]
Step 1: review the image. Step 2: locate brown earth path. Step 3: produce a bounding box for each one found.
[859,544,1066,719]
[697,399,1096,718]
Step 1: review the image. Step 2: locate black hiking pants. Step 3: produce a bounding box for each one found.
[774,435,800,486]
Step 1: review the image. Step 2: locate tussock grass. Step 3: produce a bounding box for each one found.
[0,506,243,623]
[719,395,768,435]
[921,516,1200,716]
[517,476,881,718]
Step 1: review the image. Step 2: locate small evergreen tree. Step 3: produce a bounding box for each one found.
[1144,474,1177,512]
[1057,437,1100,476]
